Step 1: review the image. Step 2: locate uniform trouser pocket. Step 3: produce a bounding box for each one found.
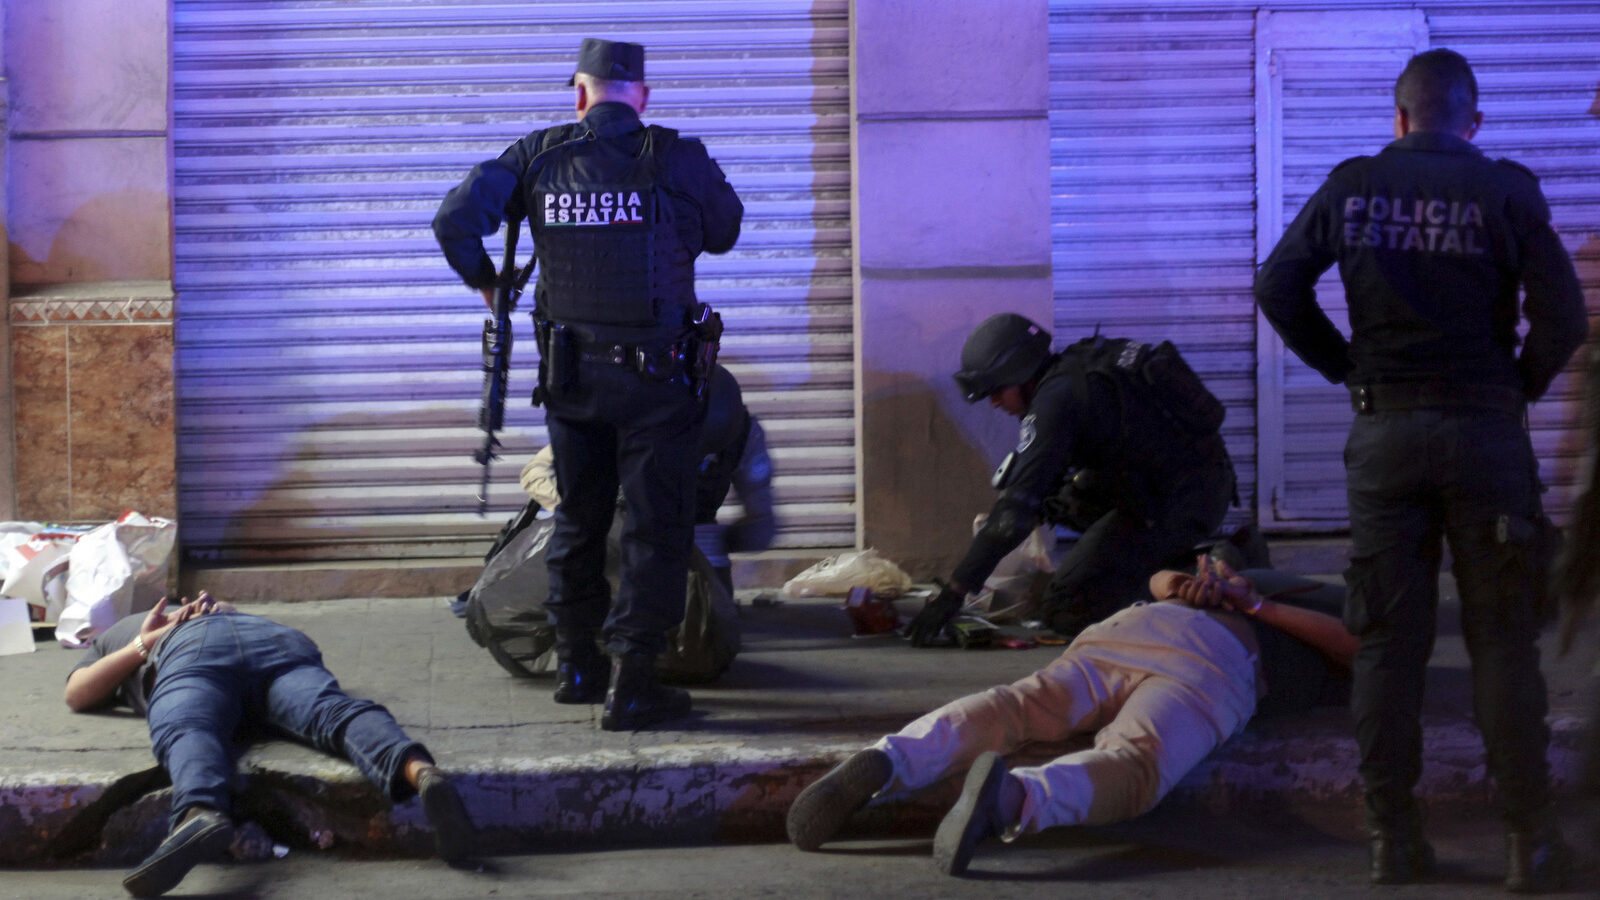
[1448,514,1552,826]
[1344,550,1437,807]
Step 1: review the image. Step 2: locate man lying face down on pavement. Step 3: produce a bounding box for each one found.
[788,561,1356,876]
[64,594,475,898]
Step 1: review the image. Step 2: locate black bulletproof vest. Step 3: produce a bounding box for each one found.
[1045,349,1208,485]
[526,125,697,344]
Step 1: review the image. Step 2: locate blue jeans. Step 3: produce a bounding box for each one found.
[1344,407,1551,830]
[146,612,425,828]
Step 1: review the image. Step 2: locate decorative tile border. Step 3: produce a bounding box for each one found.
[10,284,175,324]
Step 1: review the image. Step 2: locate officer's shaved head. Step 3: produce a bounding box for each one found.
[573,72,649,118]
[1394,49,1478,134]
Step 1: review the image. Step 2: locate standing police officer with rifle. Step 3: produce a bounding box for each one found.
[908,313,1236,646]
[434,38,742,731]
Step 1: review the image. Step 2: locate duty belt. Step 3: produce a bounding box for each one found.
[576,339,684,380]
[1350,382,1525,415]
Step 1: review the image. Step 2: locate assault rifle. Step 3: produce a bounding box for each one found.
[473,216,534,516]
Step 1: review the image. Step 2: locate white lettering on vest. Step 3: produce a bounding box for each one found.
[1340,194,1486,256]
[540,191,647,228]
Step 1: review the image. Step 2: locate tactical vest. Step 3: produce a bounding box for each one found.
[1044,338,1227,504]
[526,125,697,344]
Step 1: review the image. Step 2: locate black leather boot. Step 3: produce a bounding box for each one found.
[1505,825,1573,893]
[1367,796,1435,885]
[601,653,690,731]
[552,631,608,704]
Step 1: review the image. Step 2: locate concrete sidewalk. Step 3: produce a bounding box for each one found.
[1,578,1594,867]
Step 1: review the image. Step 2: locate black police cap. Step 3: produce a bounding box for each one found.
[568,38,645,85]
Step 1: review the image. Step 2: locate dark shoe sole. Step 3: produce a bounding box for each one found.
[599,697,690,731]
[122,811,233,897]
[786,749,892,852]
[933,752,1007,877]
[419,769,476,865]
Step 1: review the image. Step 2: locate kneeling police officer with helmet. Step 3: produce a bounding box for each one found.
[907,313,1236,646]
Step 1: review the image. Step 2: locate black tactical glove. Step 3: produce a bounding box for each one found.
[907,582,965,648]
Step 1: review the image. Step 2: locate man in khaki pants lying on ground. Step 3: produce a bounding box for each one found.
[788,562,1355,876]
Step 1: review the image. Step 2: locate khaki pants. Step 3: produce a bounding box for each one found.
[875,602,1258,833]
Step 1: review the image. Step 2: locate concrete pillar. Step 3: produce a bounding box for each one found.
[851,0,1054,577]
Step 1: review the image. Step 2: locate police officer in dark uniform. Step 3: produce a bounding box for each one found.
[1254,49,1586,891]
[433,38,743,731]
[907,313,1235,646]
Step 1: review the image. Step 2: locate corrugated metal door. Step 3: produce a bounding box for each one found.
[1429,4,1600,520]
[171,1,854,562]
[1052,1,1597,534]
[1254,10,1429,528]
[1047,6,1261,529]
[1257,4,1600,527]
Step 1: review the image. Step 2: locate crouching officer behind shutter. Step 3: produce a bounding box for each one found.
[433,38,743,731]
[907,313,1235,647]
[1255,49,1586,890]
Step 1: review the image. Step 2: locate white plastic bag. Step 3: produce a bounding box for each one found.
[782,548,913,598]
[0,521,46,584]
[971,514,1056,622]
[1,527,82,620]
[55,511,177,648]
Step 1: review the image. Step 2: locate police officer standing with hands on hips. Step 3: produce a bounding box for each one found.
[433,38,742,730]
[907,313,1236,646]
[1255,49,1586,891]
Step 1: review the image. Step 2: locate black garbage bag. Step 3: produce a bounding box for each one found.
[464,501,740,684]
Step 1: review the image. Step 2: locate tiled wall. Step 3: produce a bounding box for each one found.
[4,0,174,526]
[10,283,175,522]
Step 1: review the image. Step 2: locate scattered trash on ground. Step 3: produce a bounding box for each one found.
[844,585,900,636]
[782,548,912,598]
[0,512,175,653]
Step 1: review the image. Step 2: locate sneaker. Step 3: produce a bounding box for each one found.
[786,749,892,851]
[933,752,1010,876]
[417,765,475,865]
[121,807,233,897]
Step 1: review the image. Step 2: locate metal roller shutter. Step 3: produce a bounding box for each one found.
[1053,1,1598,533]
[1427,4,1600,520]
[1260,4,1600,527]
[1255,10,1429,528]
[1047,6,1261,528]
[171,1,855,562]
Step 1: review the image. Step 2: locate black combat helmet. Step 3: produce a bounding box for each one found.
[953,313,1053,402]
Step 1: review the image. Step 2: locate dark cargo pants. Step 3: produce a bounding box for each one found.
[1343,407,1552,830]
[543,359,701,657]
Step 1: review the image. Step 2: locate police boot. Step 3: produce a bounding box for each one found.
[600,653,690,731]
[552,630,608,705]
[1505,819,1574,893]
[1367,795,1435,885]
